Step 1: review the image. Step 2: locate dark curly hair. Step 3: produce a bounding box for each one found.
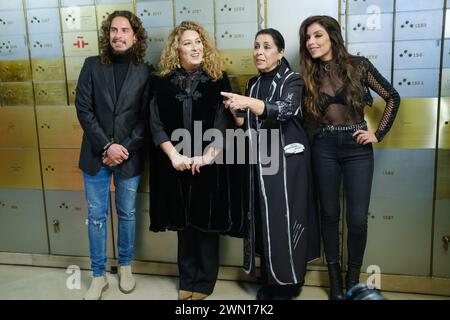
[99,10,147,65]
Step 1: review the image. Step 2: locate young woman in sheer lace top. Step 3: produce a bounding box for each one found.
[299,15,400,300]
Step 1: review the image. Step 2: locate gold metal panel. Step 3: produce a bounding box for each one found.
[0,82,34,106]
[31,58,66,82]
[219,49,257,75]
[0,60,32,82]
[436,149,450,200]
[0,107,38,148]
[96,4,134,29]
[439,98,450,149]
[63,31,99,57]
[33,82,68,105]
[65,56,85,81]
[0,149,42,189]
[61,6,97,32]
[36,106,82,148]
[67,81,77,105]
[365,98,438,149]
[40,149,83,190]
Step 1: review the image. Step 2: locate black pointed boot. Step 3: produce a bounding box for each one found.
[327,263,345,300]
[345,266,361,293]
[271,282,303,300]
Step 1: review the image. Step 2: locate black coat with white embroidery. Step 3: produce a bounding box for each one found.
[242,60,320,285]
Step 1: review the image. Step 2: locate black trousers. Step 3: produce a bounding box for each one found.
[177,226,219,294]
[312,131,374,269]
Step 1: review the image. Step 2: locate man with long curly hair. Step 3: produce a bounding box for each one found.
[75,10,151,300]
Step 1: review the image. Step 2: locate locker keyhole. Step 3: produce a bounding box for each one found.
[52,219,60,233]
[442,235,450,252]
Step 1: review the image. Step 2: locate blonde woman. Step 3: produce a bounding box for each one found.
[148,21,235,300]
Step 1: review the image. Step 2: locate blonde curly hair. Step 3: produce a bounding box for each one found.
[159,21,223,81]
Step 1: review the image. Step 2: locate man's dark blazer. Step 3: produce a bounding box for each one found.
[75,55,151,178]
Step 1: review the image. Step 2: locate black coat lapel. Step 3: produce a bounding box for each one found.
[101,64,116,108]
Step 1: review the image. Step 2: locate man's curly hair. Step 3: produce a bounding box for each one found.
[99,10,147,65]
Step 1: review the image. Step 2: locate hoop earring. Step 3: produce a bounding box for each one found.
[277,59,281,66]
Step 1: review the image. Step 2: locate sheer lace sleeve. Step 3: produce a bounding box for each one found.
[363,58,401,142]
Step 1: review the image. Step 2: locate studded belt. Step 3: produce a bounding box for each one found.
[319,121,368,133]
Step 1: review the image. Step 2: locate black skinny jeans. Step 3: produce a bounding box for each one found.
[312,130,374,269]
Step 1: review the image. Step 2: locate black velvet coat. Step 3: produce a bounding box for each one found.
[148,69,243,233]
[242,60,321,285]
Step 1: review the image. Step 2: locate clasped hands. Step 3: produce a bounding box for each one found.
[169,149,214,175]
[102,144,129,167]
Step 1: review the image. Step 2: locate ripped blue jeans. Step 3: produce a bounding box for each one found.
[83,165,140,277]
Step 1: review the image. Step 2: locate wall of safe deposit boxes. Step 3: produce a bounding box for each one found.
[0,0,449,278]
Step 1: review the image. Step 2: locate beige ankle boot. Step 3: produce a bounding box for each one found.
[192,292,209,300]
[119,265,136,294]
[83,275,108,300]
[178,290,192,300]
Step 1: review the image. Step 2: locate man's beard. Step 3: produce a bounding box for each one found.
[110,45,133,56]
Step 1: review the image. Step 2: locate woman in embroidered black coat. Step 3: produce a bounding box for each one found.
[222,29,320,300]
[148,21,235,300]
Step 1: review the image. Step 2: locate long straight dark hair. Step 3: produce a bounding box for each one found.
[299,15,364,121]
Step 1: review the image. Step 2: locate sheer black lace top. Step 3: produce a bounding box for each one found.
[316,57,400,141]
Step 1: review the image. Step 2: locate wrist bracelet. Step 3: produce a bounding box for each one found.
[103,142,113,151]
[102,142,113,158]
